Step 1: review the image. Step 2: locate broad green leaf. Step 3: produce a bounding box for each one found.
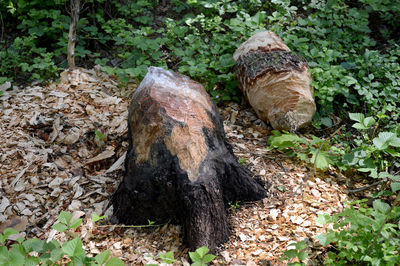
[104,257,125,266]
[315,233,331,246]
[283,249,298,259]
[385,148,400,157]
[219,54,235,68]
[349,113,364,123]
[363,117,376,127]
[3,228,19,237]
[95,250,110,265]
[52,223,68,232]
[22,238,42,253]
[388,175,400,181]
[92,214,106,223]
[295,241,307,250]
[310,150,332,170]
[189,251,201,262]
[31,239,46,253]
[373,200,390,214]
[297,152,308,162]
[62,237,84,257]
[315,214,331,225]
[202,253,216,263]
[195,246,209,258]
[298,250,308,261]
[58,211,73,225]
[25,256,40,266]
[391,182,400,192]
[0,246,8,262]
[321,117,332,127]
[352,123,368,130]
[69,218,82,229]
[9,246,25,265]
[160,251,176,263]
[389,136,400,147]
[268,131,307,150]
[50,247,63,262]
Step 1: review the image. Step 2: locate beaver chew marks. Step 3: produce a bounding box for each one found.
[111,67,267,252]
[234,31,316,131]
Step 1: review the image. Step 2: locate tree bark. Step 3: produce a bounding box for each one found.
[67,0,81,69]
[111,67,267,251]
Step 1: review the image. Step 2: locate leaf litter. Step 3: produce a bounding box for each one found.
[0,67,353,265]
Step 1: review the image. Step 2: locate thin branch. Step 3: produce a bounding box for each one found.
[97,220,170,228]
[347,180,384,193]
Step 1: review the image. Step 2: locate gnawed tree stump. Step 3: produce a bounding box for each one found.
[234,31,316,131]
[111,67,267,251]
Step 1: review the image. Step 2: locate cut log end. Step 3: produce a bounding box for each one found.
[234,31,316,131]
[111,67,267,251]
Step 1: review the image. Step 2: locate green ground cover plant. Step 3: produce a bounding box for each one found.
[278,112,400,265]
[0,211,124,266]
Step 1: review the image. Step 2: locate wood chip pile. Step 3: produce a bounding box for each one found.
[0,68,350,265]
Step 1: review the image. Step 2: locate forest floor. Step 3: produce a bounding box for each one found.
[0,68,355,265]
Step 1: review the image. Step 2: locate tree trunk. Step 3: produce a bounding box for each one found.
[111,67,267,251]
[67,0,81,69]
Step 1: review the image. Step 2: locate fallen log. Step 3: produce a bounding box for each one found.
[233,31,316,131]
[111,67,267,251]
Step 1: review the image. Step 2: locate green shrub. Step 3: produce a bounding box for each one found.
[0,211,124,266]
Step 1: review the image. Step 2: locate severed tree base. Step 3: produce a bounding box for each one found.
[111,67,267,251]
